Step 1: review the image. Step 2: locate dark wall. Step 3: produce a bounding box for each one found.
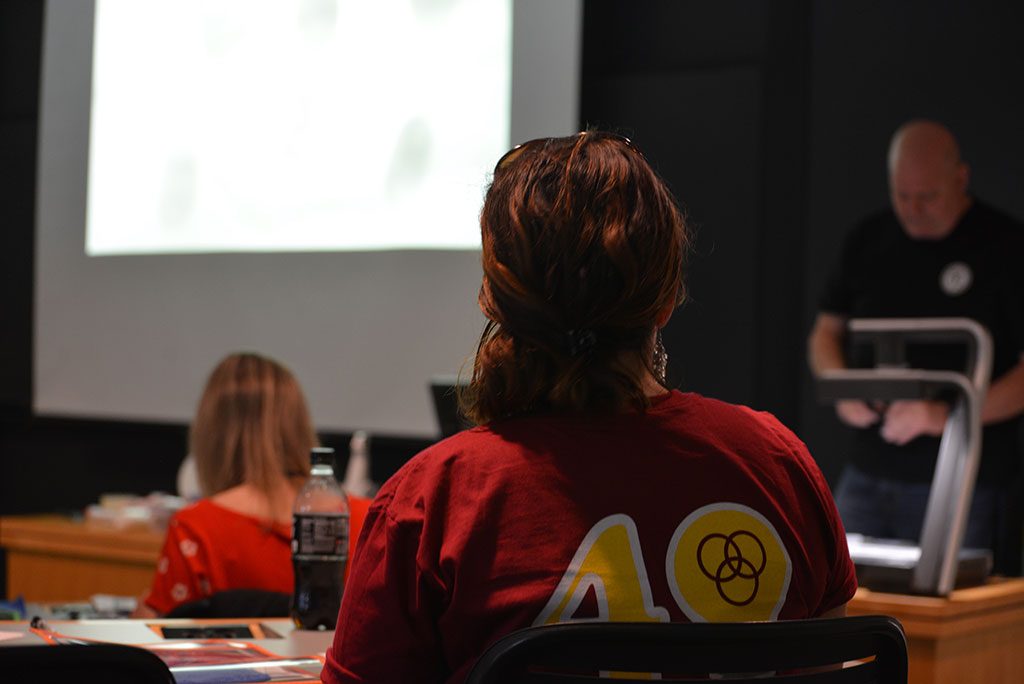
[0,0,39,414]
[798,0,1024,481]
[0,413,428,515]
[581,0,812,428]
[582,0,1024,484]
[3,1,1023,516]
[1,0,44,594]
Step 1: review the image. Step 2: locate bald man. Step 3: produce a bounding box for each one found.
[808,120,1024,573]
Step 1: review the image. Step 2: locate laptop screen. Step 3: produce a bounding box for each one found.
[429,376,473,438]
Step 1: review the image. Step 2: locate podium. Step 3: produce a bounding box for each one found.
[817,317,994,595]
[848,578,1024,683]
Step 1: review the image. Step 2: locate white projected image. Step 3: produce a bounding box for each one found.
[87,0,511,255]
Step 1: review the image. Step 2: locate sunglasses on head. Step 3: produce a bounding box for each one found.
[493,131,642,174]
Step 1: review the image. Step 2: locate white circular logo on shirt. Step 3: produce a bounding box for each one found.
[939,261,972,296]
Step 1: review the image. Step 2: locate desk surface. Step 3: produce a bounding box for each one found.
[0,617,334,683]
[0,617,332,655]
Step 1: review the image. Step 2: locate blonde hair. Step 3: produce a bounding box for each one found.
[191,353,317,504]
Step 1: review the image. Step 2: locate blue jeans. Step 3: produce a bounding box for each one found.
[834,464,997,550]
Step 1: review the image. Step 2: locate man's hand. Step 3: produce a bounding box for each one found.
[812,314,881,431]
[880,400,949,445]
[835,399,881,428]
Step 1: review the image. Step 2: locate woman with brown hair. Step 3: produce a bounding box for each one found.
[323,132,855,683]
[142,352,368,616]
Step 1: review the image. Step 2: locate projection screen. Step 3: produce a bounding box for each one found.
[35,0,581,436]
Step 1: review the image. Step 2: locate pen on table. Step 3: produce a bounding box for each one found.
[29,615,90,645]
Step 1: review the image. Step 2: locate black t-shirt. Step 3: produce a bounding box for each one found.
[819,200,1024,484]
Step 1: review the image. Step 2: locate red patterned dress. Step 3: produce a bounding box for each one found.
[145,495,369,615]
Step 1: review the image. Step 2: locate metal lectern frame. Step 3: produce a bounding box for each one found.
[816,318,993,596]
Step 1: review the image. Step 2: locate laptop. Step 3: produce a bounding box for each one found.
[429,375,473,438]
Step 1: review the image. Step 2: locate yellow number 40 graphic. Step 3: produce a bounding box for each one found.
[535,504,792,626]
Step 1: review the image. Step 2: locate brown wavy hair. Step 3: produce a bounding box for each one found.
[191,353,317,504]
[461,131,689,424]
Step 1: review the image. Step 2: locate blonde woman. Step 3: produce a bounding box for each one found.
[141,352,369,616]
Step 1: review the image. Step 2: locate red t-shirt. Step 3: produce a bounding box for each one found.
[323,391,856,683]
[145,495,370,615]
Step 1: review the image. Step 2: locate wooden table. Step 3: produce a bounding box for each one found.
[0,515,164,601]
[848,577,1024,683]
[0,617,333,682]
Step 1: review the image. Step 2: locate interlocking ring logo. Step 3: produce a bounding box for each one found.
[696,530,767,606]
[668,503,791,622]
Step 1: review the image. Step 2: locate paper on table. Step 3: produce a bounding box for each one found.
[0,631,26,642]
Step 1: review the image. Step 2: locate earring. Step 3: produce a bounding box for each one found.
[653,330,668,384]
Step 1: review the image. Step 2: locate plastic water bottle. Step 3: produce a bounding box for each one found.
[291,447,350,630]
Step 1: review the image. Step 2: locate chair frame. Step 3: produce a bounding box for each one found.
[466,616,907,684]
[1,643,176,683]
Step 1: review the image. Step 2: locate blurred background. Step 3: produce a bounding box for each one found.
[2,0,1022,565]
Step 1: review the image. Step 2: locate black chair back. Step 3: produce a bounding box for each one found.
[466,616,907,684]
[1,643,175,683]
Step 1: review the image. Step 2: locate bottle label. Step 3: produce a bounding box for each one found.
[293,513,349,560]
